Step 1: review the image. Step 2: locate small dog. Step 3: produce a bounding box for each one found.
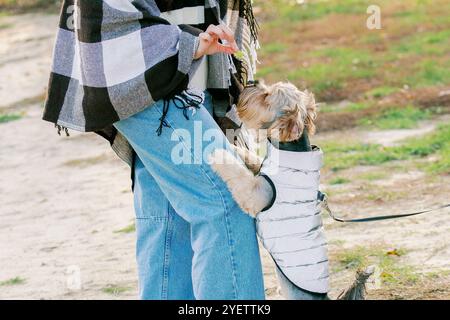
[209,81,317,216]
[209,82,374,300]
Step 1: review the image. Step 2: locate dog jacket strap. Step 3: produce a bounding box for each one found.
[260,174,277,212]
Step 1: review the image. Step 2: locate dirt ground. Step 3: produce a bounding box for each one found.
[1,14,449,300]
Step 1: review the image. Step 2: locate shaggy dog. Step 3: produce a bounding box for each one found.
[209,81,317,216]
[209,81,373,300]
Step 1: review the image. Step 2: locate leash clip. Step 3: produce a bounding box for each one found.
[319,192,337,221]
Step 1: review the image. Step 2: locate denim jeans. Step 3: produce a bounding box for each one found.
[114,91,265,300]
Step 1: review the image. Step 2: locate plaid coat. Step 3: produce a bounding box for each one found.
[42,0,259,166]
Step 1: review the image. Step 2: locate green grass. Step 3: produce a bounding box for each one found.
[365,86,400,99]
[323,124,450,173]
[261,42,287,54]
[0,276,25,286]
[0,22,12,30]
[390,1,450,31]
[391,30,450,57]
[0,113,22,124]
[383,57,450,89]
[258,0,450,101]
[311,80,342,97]
[395,124,450,157]
[320,101,372,113]
[323,142,398,171]
[284,46,450,99]
[392,4,431,27]
[359,106,431,129]
[288,47,376,95]
[257,66,280,78]
[334,245,384,270]
[267,0,370,22]
[409,124,450,174]
[329,177,350,185]
[102,285,131,295]
[412,59,450,87]
[379,259,419,286]
[424,269,450,279]
[287,66,343,97]
[334,245,418,285]
[424,147,449,174]
[358,171,388,181]
[113,223,136,234]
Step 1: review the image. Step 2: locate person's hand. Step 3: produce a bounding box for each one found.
[194,24,239,59]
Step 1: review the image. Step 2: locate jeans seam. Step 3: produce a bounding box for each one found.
[135,216,168,221]
[161,204,173,299]
[154,103,239,299]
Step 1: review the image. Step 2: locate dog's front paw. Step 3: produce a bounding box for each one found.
[240,199,261,218]
[238,176,274,218]
[208,149,273,218]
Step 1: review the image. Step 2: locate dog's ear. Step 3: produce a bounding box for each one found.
[304,91,317,135]
[281,114,304,142]
[237,82,270,121]
[269,108,304,142]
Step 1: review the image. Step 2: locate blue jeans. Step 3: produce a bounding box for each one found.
[114,91,265,300]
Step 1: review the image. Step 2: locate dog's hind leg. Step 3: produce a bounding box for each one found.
[209,149,273,217]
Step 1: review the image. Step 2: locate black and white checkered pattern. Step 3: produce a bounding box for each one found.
[43,0,259,166]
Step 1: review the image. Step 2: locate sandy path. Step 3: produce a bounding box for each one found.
[0,105,138,299]
[0,14,55,109]
[1,13,448,300]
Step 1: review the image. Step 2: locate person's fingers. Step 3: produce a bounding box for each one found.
[205,24,226,41]
[218,24,238,49]
[201,25,239,56]
[206,24,236,50]
[216,25,238,52]
[199,32,214,43]
[215,43,235,54]
[218,24,233,40]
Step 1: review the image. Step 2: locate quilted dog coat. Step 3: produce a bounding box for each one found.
[257,142,329,294]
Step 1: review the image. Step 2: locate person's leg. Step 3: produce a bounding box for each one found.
[275,266,328,300]
[133,155,195,300]
[115,92,265,300]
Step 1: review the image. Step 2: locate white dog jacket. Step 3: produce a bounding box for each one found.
[257,142,329,294]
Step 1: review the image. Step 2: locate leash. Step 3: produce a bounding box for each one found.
[318,192,450,223]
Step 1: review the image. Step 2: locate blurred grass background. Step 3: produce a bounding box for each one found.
[254,0,450,175]
[0,0,58,12]
[257,0,450,99]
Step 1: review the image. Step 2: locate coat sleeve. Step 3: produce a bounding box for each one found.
[43,0,206,133]
[75,0,203,100]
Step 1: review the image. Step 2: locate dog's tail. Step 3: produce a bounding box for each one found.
[337,266,375,300]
